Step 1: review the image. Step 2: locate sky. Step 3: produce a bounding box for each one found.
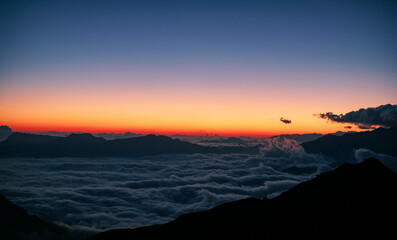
[0,0,396,136]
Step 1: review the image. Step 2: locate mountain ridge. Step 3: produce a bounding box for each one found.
[301,126,397,162]
[0,132,260,158]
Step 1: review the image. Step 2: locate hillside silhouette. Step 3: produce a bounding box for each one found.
[0,194,70,240]
[88,157,397,240]
[301,126,397,162]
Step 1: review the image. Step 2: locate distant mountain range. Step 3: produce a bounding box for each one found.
[88,157,397,240]
[301,126,397,162]
[269,133,323,143]
[0,124,360,146]
[200,137,247,145]
[268,131,356,144]
[0,132,260,158]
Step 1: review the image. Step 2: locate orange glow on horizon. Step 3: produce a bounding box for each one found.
[1,68,396,138]
[5,121,367,138]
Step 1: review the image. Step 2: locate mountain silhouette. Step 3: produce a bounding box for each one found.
[200,137,246,144]
[301,126,397,162]
[1,132,62,145]
[0,133,260,158]
[88,157,397,240]
[0,125,13,141]
[0,194,70,240]
[269,133,323,143]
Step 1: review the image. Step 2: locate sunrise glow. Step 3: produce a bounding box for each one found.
[1,1,396,137]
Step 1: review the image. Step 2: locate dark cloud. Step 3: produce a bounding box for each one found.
[315,104,397,128]
[0,140,331,236]
[344,126,352,129]
[280,117,292,124]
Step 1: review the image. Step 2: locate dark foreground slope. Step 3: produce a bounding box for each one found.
[0,133,259,158]
[301,126,397,162]
[89,158,397,240]
[0,194,70,240]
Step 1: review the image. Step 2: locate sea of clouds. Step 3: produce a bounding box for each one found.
[0,138,333,237]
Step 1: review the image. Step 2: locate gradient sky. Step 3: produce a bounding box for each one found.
[1,0,396,136]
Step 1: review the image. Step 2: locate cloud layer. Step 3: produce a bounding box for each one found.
[0,140,331,238]
[316,104,397,128]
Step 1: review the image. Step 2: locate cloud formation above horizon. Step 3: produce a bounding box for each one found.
[315,104,397,128]
[280,118,292,124]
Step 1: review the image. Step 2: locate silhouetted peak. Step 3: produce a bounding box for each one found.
[2,132,60,145]
[67,133,94,138]
[226,137,244,142]
[7,132,31,138]
[141,134,175,141]
[337,157,389,173]
[201,137,245,144]
[336,162,353,170]
[0,125,13,141]
[355,157,396,174]
[320,134,339,139]
[143,134,158,138]
[301,126,397,162]
[0,125,12,132]
[360,157,384,166]
[66,133,104,141]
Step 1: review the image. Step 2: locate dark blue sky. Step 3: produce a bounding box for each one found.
[1,0,396,75]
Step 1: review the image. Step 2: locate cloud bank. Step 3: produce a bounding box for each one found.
[316,104,397,128]
[0,140,331,237]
